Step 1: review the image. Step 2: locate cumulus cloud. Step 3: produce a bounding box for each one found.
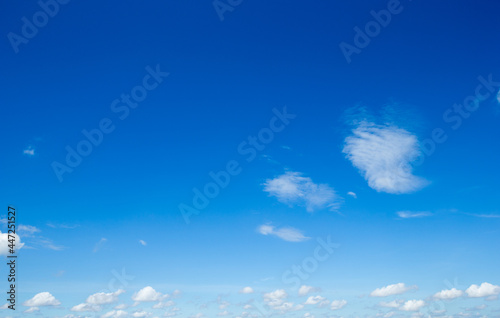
[433,288,463,300]
[132,286,164,302]
[239,287,254,294]
[298,285,319,296]
[23,292,61,307]
[397,211,432,218]
[71,303,101,312]
[263,171,339,212]
[87,290,125,305]
[370,283,416,297]
[343,123,428,194]
[465,282,500,298]
[330,300,347,310]
[0,230,24,255]
[304,295,325,305]
[399,299,425,311]
[263,289,288,308]
[257,224,310,242]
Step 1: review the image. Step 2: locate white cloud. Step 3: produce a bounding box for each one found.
[132,311,151,317]
[298,285,319,296]
[71,303,101,312]
[23,147,35,156]
[239,287,254,294]
[139,240,147,246]
[370,283,416,297]
[304,295,325,305]
[343,123,428,194]
[263,289,288,308]
[18,225,41,235]
[379,300,404,308]
[152,300,175,309]
[102,310,129,318]
[23,292,61,307]
[465,282,500,298]
[263,171,339,212]
[330,299,347,310]
[24,307,39,313]
[433,288,463,300]
[399,299,425,311]
[132,286,164,302]
[87,289,125,305]
[0,231,24,255]
[397,211,432,218]
[347,191,357,198]
[258,224,310,242]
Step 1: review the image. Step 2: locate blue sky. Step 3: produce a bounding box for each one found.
[1,0,500,317]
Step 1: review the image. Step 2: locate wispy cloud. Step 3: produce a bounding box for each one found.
[257,224,310,242]
[396,211,432,219]
[93,238,107,253]
[370,283,417,297]
[263,171,340,212]
[23,146,35,156]
[139,240,147,246]
[343,122,428,194]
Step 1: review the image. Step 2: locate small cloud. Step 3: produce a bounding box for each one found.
[347,191,357,199]
[239,287,254,294]
[330,299,347,310]
[281,145,292,150]
[258,224,310,242]
[24,307,40,313]
[18,225,41,236]
[399,299,425,311]
[397,211,432,219]
[132,286,165,302]
[23,146,35,156]
[263,171,340,212]
[139,240,147,246]
[23,292,61,307]
[433,288,463,300]
[304,295,325,305]
[378,300,404,308]
[370,283,416,297]
[298,285,319,296]
[87,289,125,305]
[93,238,107,253]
